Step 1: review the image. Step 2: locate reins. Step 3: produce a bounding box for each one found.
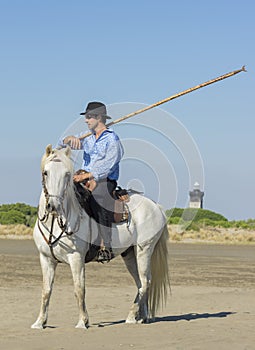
[37,216,64,262]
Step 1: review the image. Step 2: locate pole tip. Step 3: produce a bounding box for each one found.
[241,65,247,72]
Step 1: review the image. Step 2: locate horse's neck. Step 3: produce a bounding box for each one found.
[63,187,83,227]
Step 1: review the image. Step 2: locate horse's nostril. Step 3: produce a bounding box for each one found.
[46,203,52,211]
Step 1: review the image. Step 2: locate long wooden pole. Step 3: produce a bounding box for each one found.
[79,66,246,140]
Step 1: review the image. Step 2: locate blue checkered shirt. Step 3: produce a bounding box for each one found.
[60,129,124,181]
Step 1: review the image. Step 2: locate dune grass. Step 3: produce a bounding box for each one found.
[0,224,33,239]
[1,223,255,244]
[169,225,255,244]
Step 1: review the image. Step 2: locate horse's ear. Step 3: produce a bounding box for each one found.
[45,144,52,157]
[65,145,72,158]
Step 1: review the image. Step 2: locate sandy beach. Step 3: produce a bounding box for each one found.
[0,240,254,350]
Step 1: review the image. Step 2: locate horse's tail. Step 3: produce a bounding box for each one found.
[149,224,170,318]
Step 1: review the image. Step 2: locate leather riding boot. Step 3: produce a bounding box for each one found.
[97,246,114,263]
[97,226,114,263]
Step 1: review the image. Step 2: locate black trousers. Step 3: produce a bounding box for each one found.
[89,178,117,246]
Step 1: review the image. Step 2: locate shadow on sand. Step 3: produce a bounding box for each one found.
[154,311,235,322]
[93,311,235,327]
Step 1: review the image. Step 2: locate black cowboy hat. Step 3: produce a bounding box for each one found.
[80,101,111,119]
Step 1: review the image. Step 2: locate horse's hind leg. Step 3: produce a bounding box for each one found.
[122,248,150,323]
[122,247,141,323]
[31,254,57,329]
[135,244,153,323]
[69,254,89,329]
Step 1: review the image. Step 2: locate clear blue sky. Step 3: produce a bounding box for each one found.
[0,0,254,220]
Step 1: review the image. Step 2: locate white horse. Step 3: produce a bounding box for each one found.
[31,144,170,329]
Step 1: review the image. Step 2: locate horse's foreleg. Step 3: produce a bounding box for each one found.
[69,254,89,329]
[31,254,57,329]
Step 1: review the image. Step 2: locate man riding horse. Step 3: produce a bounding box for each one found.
[59,101,124,262]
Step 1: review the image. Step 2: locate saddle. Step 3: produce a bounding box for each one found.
[74,182,129,224]
[112,187,130,223]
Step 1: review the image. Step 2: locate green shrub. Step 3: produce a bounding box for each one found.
[0,210,26,225]
[165,208,228,223]
[198,218,218,227]
[167,216,181,225]
[216,220,232,228]
[0,203,37,227]
[165,208,184,218]
[232,220,251,229]
[198,219,232,228]
[185,221,200,231]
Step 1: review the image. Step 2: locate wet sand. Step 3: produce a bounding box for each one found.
[0,240,254,349]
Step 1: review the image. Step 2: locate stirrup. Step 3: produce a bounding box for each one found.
[97,247,114,263]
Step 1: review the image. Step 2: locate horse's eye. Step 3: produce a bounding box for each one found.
[43,171,48,176]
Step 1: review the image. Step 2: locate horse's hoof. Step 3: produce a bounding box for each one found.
[125,318,137,324]
[125,318,149,324]
[31,322,44,329]
[75,320,89,329]
[137,318,149,324]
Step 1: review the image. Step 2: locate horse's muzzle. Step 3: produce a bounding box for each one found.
[46,197,62,214]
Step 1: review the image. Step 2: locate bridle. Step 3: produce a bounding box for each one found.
[38,170,67,221]
[38,165,81,262]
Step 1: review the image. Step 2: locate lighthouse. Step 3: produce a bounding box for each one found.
[189,182,204,209]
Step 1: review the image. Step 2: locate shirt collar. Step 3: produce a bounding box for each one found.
[92,128,113,136]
